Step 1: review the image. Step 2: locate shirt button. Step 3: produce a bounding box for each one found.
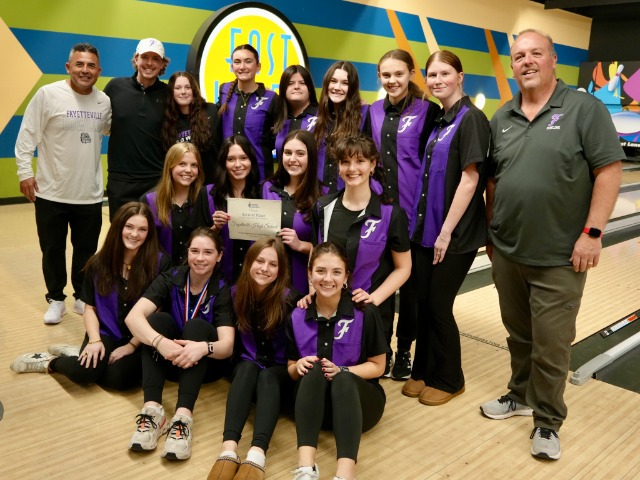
[324,342,328,346]
[418,213,423,217]
[284,211,287,215]
[390,117,394,121]
[422,193,425,197]
[179,226,183,229]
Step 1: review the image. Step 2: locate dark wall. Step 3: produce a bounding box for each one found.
[587,4,640,61]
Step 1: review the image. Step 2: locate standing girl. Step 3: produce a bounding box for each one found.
[10,202,169,390]
[402,50,489,406]
[126,228,234,460]
[314,61,369,192]
[162,71,219,184]
[274,65,318,158]
[218,44,278,180]
[192,135,261,283]
[313,135,411,366]
[207,238,300,480]
[367,49,441,379]
[142,142,204,265]
[288,242,387,480]
[263,130,323,294]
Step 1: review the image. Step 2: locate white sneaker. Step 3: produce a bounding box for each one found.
[44,300,66,324]
[129,405,169,452]
[48,344,81,358]
[10,352,54,373]
[73,298,85,315]
[162,414,193,460]
[292,464,319,480]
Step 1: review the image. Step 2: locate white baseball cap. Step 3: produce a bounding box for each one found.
[136,38,165,58]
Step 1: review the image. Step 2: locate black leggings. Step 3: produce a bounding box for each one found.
[141,313,224,411]
[223,361,293,452]
[295,362,385,460]
[50,333,141,390]
[411,247,477,393]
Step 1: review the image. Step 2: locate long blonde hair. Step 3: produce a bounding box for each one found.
[154,142,204,226]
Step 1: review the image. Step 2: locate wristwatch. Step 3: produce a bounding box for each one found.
[583,227,603,238]
[339,366,350,373]
[207,342,215,355]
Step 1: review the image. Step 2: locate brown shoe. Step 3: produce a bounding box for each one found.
[402,378,426,398]
[233,460,265,480]
[207,456,240,480]
[419,386,465,406]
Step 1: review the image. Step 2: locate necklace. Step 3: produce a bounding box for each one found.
[122,263,131,279]
[239,90,252,107]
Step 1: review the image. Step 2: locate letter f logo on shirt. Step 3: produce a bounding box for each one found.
[361,219,381,239]
[251,97,269,110]
[335,319,354,340]
[398,115,418,133]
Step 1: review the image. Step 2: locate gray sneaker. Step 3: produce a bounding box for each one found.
[480,395,533,419]
[162,414,193,460]
[48,344,81,358]
[129,405,168,452]
[530,427,561,460]
[10,352,53,373]
[292,464,319,480]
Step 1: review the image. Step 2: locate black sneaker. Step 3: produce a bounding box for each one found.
[391,350,412,380]
[382,351,392,378]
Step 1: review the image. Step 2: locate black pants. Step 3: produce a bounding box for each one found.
[396,245,419,351]
[34,198,102,302]
[106,177,159,221]
[295,363,385,460]
[141,313,224,411]
[223,360,293,452]
[411,247,477,393]
[50,333,141,390]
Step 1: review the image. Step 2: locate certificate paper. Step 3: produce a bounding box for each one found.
[227,198,282,241]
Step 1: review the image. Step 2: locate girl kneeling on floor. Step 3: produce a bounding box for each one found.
[288,242,387,480]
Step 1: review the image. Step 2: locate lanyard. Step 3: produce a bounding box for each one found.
[184,274,211,323]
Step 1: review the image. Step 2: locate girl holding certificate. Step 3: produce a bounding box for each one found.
[193,135,261,282]
[312,135,411,374]
[126,228,234,461]
[287,242,387,480]
[143,142,204,265]
[207,238,299,480]
[262,130,323,294]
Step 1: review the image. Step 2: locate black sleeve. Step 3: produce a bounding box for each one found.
[361,108,372,138]
[389,206,410,253]
[191,185,214,228]
[212,283,233,328]
[142,270,174,308]
[286,313,302,361]
[310,203,321,247]
[81,264,97,306]
[362,304,388,358]
[457,108,490,171]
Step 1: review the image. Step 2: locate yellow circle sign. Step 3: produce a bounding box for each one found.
[188,3,308,103]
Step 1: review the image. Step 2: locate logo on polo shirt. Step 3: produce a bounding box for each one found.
[398,115,418,133]
[188,3,308,103]
[361,219,381,239]
[335,319,353,340]
[251,96,269,109]
[307,116,318,131]
[437,123,456,141]
[547,114,564,130]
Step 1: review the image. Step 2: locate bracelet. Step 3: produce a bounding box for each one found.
[88,339,102,345]
[128,341,137,349]
[151,334,164,349]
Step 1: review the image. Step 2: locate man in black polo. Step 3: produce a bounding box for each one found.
[104,38,169,219]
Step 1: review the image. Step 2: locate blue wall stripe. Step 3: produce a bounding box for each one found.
[11,29,189,79]
[554,43,587,68]
[140,0,397,38]
[0,116,109,159]
[491,31,512,57]
[429,19,490,53]
[392,11,427,43]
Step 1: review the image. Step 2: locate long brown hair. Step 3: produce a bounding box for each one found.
[212,136,261,210]
[153,142,204,226]
[378,49,425,112]
[314,61,363,144]
[84,202,160,301]
[274,65,318,133]
[267,129,321,222]
[218,44,260,116]
[234,237,290,337]
[162,71,213,152]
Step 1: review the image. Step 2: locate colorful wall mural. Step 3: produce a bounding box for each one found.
[0,0,591,200]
